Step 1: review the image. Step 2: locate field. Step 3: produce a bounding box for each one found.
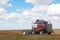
[0,29,60,40]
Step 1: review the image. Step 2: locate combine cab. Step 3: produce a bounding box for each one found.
[32,19,53,35]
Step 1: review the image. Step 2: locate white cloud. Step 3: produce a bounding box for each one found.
[0,0,60,30]
[0,0,12,8]
[51,16,60,21]
[0,0,13,21]
[1,3,60,29]
[46,4,60,21]
[47,4,60,15]
[26,0,53,5]
[0,7,7,13]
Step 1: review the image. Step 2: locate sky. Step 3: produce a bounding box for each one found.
[0,0,60,30]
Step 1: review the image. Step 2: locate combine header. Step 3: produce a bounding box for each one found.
[23,19,53,35]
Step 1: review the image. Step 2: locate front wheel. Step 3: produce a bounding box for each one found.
[40,31,43,34]
[32,31,35,34]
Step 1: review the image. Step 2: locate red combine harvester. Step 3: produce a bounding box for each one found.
[22,19,53,35]
[32,19,53,34]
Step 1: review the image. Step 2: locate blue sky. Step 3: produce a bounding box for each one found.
[7,0,60,13]
[54,0,60,3]
[0,0,60,30]
[7,0,33,13]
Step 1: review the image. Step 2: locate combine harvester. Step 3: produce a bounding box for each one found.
[23,19,53,35]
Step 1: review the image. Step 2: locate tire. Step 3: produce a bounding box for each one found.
[40,31,43,34]
[32,31,35,34]
[48,32,51,35]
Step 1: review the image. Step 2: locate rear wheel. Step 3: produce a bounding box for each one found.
[48,32,51,35]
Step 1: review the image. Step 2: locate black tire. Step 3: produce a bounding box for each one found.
[48,32,51,35]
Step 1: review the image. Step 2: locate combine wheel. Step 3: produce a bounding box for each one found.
[48,32,51,35]
[40,31,43,34]
[32,31,35,34]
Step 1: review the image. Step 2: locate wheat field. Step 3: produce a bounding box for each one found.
[0,29,60,40]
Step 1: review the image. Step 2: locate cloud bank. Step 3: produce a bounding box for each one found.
[0,0,60,30]
[26,0,53,5]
